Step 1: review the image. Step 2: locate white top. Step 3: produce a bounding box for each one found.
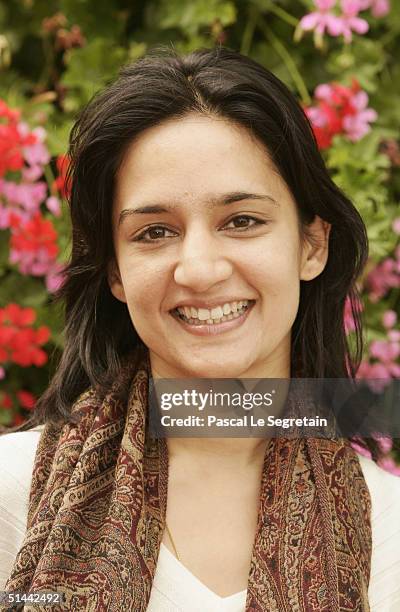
[1,430,400,612]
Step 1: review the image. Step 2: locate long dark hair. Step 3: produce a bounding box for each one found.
[30,46,381,459]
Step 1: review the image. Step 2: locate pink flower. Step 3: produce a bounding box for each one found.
[356,361,392,392]
[305,105,327,128]
[377,436,393,453]
[337,0,369,42]
[377,455,400,476]
[21,165,43,182]
[299,0,343,37]
[0,179,47,213]
[370,340,400,363]
[382,310,397,329]
[10,246,58,276]
[19,124,50,168]
[0,204,11,229]
[388,362,400,377]
[388,330,400,342]
[45,196,61,217]
[360,0,390,17]
[314,83,335,100]
[350,440,372,459]
[0,366,5,380]
[367,257,400,301]
[361,434,400,476]
[371,0,390,17]
[342,91,377,141]
[0,179,18,203]
[45,262,66,293]
[392,217,400,235]
[19,182,48,211]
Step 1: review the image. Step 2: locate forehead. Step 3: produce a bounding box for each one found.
[113,114,293,214]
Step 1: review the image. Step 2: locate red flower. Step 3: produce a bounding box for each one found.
[0,100,37,177]
[53,154,71,199]
[0,303,36,326]
[7,327,50,366]
[16,390,36,410]
[10,212,59,258]
[0,303,50,368]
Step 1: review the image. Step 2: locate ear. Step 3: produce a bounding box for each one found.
[107,259,127,303]
[300,215,331,281]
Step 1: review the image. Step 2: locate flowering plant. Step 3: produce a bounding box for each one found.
[0,99,69,427]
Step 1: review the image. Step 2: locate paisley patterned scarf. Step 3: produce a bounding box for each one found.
[6,352,372,611]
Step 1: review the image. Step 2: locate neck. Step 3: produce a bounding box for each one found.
[166,437,270,472]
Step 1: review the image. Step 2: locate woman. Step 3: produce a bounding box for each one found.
[1,47,400,611]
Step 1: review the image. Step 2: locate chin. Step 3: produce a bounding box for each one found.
[182,359,253,379]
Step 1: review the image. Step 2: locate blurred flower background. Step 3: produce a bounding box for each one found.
[0,0,399,468]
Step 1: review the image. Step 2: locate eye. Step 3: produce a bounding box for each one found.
[132,225,177,242]
[222,215,266,231]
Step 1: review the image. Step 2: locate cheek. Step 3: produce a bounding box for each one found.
[119,258,169,321]
[246,240,301,327]
[246,235,301,291]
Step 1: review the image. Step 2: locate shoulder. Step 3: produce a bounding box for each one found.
[0,428,42,489]
[0,427,42,589]
[357,453,400,611]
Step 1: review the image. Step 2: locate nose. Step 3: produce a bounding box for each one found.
[174,233,233,292]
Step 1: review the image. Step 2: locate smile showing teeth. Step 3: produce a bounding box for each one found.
[174,300,253,325]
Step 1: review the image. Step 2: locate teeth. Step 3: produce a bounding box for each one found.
[211,306,223,319]
[176,299,251,323]
[198,308,210,321]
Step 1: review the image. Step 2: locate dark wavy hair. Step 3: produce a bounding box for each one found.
[29,46,381,459]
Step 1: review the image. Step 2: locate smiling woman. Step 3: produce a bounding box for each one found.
[1,47,400,612]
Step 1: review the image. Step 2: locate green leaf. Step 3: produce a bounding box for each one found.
[153,0,236,36]
[61,39,128,109]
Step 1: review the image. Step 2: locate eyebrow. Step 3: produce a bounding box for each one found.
[118,192,279,226]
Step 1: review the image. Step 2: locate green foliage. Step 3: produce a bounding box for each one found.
[62,39,128,109]
[154,0,236,34]
[326,133,396,261]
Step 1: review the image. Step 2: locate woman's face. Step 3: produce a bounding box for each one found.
[109,115,330,378]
